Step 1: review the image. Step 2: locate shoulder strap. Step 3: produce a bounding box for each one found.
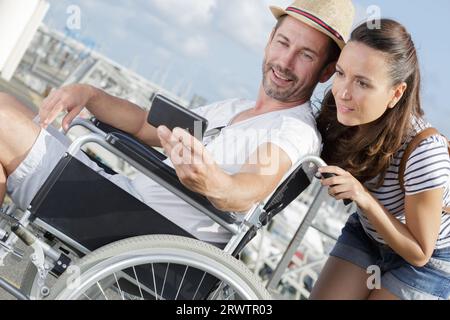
[399,128,440,192]
[399,127,450,213]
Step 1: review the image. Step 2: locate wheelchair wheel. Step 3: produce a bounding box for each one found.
[47,235,271,300]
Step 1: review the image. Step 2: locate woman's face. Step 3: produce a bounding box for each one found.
[332,41,403,127]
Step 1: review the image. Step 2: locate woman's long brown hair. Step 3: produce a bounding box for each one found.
[317,19,424,188]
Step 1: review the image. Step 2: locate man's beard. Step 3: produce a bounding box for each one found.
[262,60,300,102]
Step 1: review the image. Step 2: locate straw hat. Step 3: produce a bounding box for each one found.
[270,0,355,49]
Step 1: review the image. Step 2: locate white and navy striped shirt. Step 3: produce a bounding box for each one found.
[357,117,450,249]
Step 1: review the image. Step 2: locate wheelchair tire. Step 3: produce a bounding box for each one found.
[47,235,272,300]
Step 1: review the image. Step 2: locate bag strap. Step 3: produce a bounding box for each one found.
[399,127,450,213]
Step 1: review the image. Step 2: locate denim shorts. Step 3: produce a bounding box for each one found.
[330,213,450,300]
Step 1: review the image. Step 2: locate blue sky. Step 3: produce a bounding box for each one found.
[44,0,450,136]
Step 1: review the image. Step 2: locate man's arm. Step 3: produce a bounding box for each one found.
[206,143,292,212]
[158,126,293,213]
[39,84,161,147]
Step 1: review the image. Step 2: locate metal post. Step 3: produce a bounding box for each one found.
[266,184,329,291]
[0,278,29,300]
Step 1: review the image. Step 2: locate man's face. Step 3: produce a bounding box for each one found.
[263,16,333,103]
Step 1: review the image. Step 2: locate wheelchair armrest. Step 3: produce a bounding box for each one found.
[91,117,128,135]
[90,118,167,161]
[105,132,238,225]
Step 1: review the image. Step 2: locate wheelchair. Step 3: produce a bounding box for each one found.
[0,117,331,300]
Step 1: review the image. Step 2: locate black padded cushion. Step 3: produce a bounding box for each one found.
[260,166,311,225]
[91,118,167,161]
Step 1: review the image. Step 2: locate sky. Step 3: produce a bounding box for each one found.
[44,0,450,136]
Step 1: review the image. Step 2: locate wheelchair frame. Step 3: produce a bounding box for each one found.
[0,118,331,300]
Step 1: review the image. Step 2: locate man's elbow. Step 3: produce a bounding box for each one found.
[210,199,255,213]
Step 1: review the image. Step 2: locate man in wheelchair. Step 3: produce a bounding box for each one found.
[0,0,353,248]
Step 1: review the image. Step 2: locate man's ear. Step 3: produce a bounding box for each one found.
[319,61,337,83]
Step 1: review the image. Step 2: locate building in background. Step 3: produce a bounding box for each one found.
[15,25,191,110]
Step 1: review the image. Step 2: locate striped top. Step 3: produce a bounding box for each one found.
[357,117,450,249]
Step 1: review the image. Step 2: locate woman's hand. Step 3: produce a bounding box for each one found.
[319,166,372,210]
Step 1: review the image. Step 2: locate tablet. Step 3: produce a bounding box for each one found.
[148,94,209,141]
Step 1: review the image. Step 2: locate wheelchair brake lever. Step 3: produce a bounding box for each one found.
[320,172,353,206]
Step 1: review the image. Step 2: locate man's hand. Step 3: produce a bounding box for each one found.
[157,126,228,199]
[39,84,97,131]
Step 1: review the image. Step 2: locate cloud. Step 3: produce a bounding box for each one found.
[152,45,174,63]
[182,36,209,58]
[105,2,214,60]
[214,0,292,52]
[150,0,217,26]
[216,0,272,52]
[66,0,287,59]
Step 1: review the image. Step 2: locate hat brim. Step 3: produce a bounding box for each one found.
[269,5,345,50]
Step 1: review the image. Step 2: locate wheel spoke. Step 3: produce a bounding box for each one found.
[96,282,108,300]
[210,281,224,300]
[132,267,144,300]
[113,273,125,300]
[151,263,158,300]
[192,272,206,300]
[160,263,170,299]
[82,293,92,300]
[174,266,188,300]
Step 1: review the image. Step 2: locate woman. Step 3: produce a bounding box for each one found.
[310,19,450,300]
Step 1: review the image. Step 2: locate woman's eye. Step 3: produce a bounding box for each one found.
[357,80,369,88]
[278,41,288,47]
[335,70,344,77]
